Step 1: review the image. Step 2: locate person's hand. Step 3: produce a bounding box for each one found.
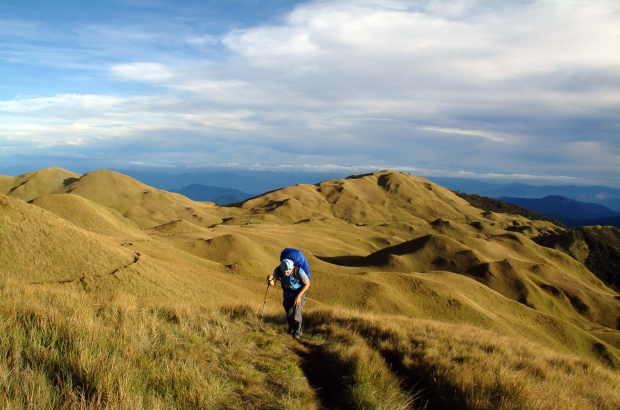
[294,296,302,308]
[267,275,275,287]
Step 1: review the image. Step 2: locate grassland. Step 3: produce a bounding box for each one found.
[1,168,619,408]
[454,191,620,292]
[1,281,619,409]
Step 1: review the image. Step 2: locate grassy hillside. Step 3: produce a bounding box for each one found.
[0,168,80,202]
[1,168,620,408]
[534,226,620,292]
[1,283,619,410]
[457,191,620,292]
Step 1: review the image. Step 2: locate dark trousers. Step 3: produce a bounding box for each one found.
[283,293,306,335]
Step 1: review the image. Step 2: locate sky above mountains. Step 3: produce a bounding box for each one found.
[1,0,619,186]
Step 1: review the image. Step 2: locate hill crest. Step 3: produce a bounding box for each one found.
[2,167,619,375]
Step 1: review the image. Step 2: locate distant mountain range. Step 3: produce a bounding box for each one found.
[115,169,349,195]
[453,192,560,225]
[427,177,620,212]
[109,170,620,212]
[170,184,252,205]
[497,195,620,228]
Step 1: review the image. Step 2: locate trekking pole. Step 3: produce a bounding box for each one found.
[259,282,270,328]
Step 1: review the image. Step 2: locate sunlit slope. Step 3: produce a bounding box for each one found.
[0,194,134,283]
[310,268,620,364]
[31,194,147,238]
[0,167,81,202]
[1,194,271,304]
[64,170,226,228]
[347,232,619,329]
[230,170,561,239]
[6,189,619,366]
[2,167,620,369]
[0,168,230,229]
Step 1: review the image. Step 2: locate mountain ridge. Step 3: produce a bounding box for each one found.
[1,166,619,407]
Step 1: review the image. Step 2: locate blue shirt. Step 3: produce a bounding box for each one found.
[273,266,310,298]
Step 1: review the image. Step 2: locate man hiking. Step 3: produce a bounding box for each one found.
[267,248,311,339]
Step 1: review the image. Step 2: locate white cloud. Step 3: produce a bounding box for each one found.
[421,126,504,142]
[111,62,174,82]
[225,0,620,77]
[184,161,595,184]
[129,161,177,168]
[1,0,619,183]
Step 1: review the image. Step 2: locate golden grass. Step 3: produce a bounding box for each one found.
[0,168,80,202]
[0,278,619,409]
[0,281,317,409]
[301,309,620,410]
[2,168,620,409]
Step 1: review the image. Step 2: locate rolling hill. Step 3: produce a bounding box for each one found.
[534,226,620,292]
[1,168,619,409]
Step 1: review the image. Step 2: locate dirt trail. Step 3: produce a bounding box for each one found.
[109,252,140,275]
[290,340,355,410]
[30,252,141,288]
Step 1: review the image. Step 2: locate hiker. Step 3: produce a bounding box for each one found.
[267,253,311,339]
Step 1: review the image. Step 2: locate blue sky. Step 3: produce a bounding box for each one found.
[1,0,619,186]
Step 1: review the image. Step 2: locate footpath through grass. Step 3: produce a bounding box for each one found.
[0,281,619,409]
[301,310,620,410]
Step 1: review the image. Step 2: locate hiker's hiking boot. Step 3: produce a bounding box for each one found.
[287,321,302,339]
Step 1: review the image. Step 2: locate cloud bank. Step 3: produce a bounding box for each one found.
[0,0,619,185]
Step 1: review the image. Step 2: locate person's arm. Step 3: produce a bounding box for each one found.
[294,282,310,307]
[267,267,280,287]
[293,270,310,307]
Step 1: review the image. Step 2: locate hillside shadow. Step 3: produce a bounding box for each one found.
[63,177,79,186]
[290,340,356,410]
[505,225,531,233]
[315,255,365,266]
[346,172,374,180]
[316,235,437,268]
[304,314,467,410]
[378,348,466,410]
[370,235,432,258]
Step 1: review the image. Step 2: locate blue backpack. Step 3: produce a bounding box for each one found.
[280,248,312,281]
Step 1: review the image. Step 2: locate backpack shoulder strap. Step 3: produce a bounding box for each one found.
[293,266,300,280]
